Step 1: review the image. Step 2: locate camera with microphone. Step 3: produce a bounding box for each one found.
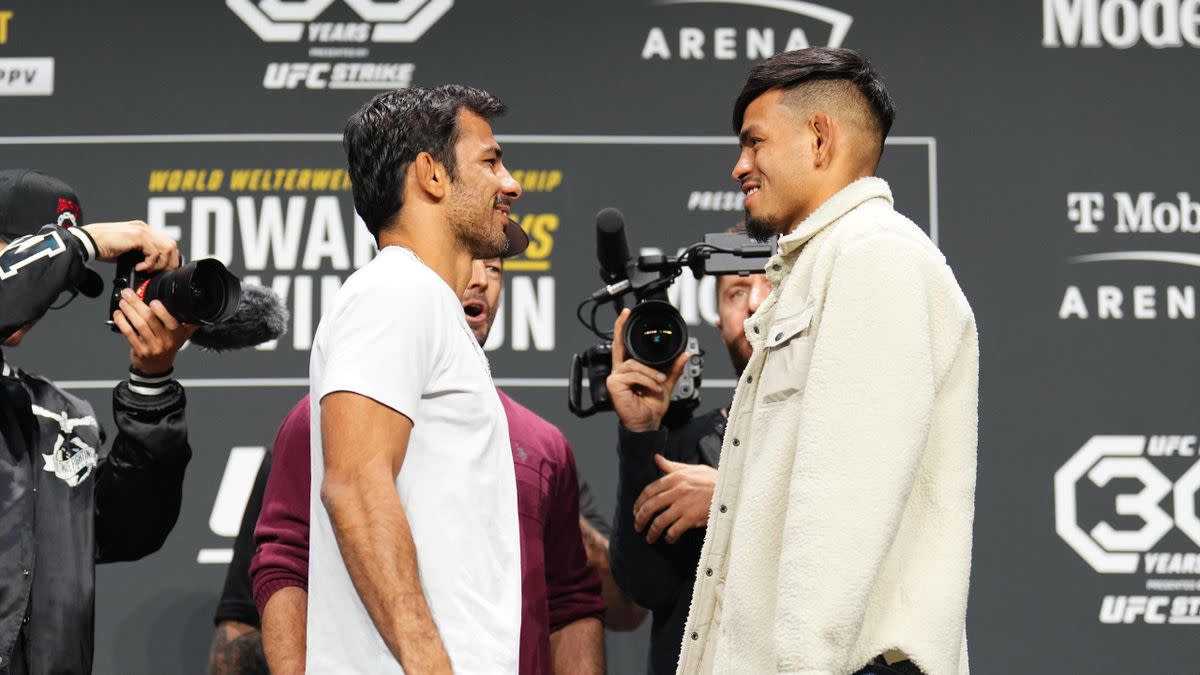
[108,251,289,351]
[568,207,774,419]
[109,251,241,327]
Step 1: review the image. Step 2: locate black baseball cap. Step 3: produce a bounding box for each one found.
[0,169,103,298]
[503,216,529,258]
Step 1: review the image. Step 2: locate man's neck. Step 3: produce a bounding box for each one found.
[379,224,473,297]
[786,170,875,235]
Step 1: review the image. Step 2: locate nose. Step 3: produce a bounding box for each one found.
[748,275,771,314]
[732,148,753,183]
[499,164,522,201]
[467,259,489,293]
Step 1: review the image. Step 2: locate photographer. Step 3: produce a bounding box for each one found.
[606,266,771,675]
[0,170,195,675]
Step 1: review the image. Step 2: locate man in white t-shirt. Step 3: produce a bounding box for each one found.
[307,85,530,674]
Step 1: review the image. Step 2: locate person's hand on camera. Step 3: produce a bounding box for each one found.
[605,307,691,433]
[82,220,181,273]
[112,288,197,375]
[634,454,718,544]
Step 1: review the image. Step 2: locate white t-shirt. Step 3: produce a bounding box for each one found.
[306,246,521,674]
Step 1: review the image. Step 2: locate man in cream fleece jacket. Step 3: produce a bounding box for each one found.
[676,48,978,675]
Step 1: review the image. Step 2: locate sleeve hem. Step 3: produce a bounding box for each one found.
[253,575,308,617]
[67,226,97,261]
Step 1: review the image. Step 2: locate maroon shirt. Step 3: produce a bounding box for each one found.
[249,391,604,674]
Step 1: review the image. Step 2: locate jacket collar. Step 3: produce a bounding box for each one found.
[761,176,893,290]
[777,176,893,257]
[0,349,12,379]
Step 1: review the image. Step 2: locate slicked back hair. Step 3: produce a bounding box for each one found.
[732,47,895,151]
[344,84,506,240]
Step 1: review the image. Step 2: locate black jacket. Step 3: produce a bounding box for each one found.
[608,408,725,675]
[0,225,192,675]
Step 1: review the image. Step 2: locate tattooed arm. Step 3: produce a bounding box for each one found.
[207,621,268,675]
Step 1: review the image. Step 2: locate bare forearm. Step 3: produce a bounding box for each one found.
[550,617,605,674]
[581,519,647,631]
[599,564,648,632]
[323,476,450,672]
[261,586,308,675]
[207,621,267,675]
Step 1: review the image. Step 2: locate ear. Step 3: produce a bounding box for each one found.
[413,151,449,200]
[810,112,835,169]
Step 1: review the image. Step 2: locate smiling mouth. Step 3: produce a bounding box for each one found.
[743,185,760,197]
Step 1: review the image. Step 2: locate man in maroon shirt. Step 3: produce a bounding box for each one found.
[232,255,606,674]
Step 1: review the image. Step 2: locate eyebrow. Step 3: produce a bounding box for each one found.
[484,144,503,159]
[737,125,762,146]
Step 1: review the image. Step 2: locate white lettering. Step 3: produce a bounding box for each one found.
[679,27,705,59]
[292,276,313,350]
[238,196,307,271]
[1045,0,1198,46]
[1068,192,1105,232]
[147,196,185,242]
[1134,285,1157,318]
[1098,285,1124,318]
[1114,192,1155,232]
[511,276,555,351]
[1168,285,1195,318]
[642,27,671,59]
[714,27,737,59]
[746,27,775,59]
[301,196,351,270]
[1059,285,1089,318]
[191,196,234,264]
[784,27,810,50]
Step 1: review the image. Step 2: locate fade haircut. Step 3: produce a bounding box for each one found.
[343,84,507,240]
[732,47,895,157]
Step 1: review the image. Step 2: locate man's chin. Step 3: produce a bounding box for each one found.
[464,229,508,259]
[744,214,781,242]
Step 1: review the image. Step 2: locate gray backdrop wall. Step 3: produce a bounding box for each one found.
[3,0,1199,673]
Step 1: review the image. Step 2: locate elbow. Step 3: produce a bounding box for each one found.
[318,473,352,519]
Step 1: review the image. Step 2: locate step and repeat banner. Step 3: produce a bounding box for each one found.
[3,1,1199,673]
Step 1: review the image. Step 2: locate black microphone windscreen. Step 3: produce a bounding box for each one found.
[596,207,630,283]
[189,283,288,352]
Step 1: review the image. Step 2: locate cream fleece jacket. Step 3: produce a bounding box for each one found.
[676,177,978,675]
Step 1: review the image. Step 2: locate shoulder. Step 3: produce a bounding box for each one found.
[337,248,451,313]
[280,395,311,433]
[497,389,571,461]
[22,372,96,420]
[831,201,941,264]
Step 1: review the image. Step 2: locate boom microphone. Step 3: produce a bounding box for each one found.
[596,207,631,284]
[189,283,289,352]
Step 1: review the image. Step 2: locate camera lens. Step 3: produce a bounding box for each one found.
[140,258,241,325]
[189,275,223,319]
[623,300,687,370]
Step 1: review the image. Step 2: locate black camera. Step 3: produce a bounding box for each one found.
[568,208,773,419]
[108,251,242,328]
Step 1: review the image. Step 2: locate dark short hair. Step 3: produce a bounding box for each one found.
[732,47,895,145]
[343,85,507,239]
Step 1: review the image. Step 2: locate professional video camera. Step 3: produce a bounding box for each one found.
[568,207,774,421]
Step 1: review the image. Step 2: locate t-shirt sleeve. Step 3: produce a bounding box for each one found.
[316,271,447,420]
